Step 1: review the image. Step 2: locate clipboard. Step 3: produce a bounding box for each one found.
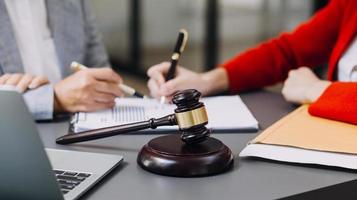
[66,96,259,135]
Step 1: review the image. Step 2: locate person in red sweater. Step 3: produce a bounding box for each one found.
[147,0,357,125]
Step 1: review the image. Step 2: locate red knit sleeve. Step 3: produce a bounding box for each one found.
[222,0,344,93]
[308,82,357,125]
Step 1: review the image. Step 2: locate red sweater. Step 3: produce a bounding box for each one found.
[222,0,357,125]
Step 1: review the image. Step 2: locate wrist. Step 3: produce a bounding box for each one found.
[200,68,229,96]
[53,84,65,113]
[305,80,331,103]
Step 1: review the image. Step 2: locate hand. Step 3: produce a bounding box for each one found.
[54,68,124,113]
[147,62,228,101]
[0,73,49,93]
[282,67,331,104]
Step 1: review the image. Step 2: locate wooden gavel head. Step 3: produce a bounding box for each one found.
[172,89,210,144]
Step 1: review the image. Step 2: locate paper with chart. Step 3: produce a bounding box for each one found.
[72,96,259,133]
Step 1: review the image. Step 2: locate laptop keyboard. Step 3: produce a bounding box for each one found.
[53,169,91,194]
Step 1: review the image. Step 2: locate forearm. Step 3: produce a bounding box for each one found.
[222,0,342,93]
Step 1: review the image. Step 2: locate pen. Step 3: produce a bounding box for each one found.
[70,62,146,98]
[160,29,189,104]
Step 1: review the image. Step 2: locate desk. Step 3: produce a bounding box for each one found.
[37,91,357,200]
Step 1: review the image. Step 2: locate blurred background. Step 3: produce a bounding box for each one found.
[90,0,328,94]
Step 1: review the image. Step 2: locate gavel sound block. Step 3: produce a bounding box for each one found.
[137,89,234,177]
[56,89,233,177]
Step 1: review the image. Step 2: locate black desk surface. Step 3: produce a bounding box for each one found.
[37,90,357,200]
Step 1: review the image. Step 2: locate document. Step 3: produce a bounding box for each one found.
[72,95,259,133]
[239,105,357,170]
[240,144,357,170]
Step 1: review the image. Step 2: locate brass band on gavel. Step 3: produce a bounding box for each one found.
[175,106,208,129]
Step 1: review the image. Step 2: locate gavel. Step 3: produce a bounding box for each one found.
[56,89,211,145]
[57,89,234,177]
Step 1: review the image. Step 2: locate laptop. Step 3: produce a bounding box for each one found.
[0,90,123,200]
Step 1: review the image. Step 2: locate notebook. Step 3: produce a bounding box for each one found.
[240,105,357,170]
[72,95,259,133]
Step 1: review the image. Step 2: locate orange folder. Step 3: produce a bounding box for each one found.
[251,105,357,154]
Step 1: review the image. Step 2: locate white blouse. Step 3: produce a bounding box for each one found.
[5,0,62,83]
[338,36,357,82]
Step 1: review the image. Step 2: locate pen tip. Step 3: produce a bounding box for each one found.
[70,61,79,68]
[160,96,166,104]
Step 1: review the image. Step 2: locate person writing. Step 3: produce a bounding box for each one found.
[0,0,123,120]
[147,0,357,125]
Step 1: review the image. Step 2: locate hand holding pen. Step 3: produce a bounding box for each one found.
[53,65,123,113]
[147,29,189,103]
[71,62,146,98]
[147,29,225,100]
[160,29,188,103]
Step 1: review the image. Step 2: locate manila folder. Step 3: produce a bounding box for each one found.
[251,105,357,154]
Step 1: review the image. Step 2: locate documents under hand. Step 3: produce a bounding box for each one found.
[240,105,357,170]
[72,95,259,133]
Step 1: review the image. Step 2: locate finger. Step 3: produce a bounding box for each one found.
[161,78,187,96]
[29,75,49,89]
[147,78,162,98]
[150,69,166,86]
[281,82,305,104]
[92,92,117,103]
[288,69,297,77]
[94,81,123,97]
[147,62,170,77]
[298,66,311,72]
[89,68,123,83]
[282,77,296,91]
[147,62,170,85]
[5,74,23,86]
[300,67,319,79]
[0,74,11,85]
[281,82,290,98]
[16,74,34,93]
[296,67,314,76]
[281,87,295,103]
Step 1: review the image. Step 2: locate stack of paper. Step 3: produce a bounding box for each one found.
[72,96,259,133]
[240,105,357,170]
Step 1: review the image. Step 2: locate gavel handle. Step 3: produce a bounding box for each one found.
[56,114,177,144]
